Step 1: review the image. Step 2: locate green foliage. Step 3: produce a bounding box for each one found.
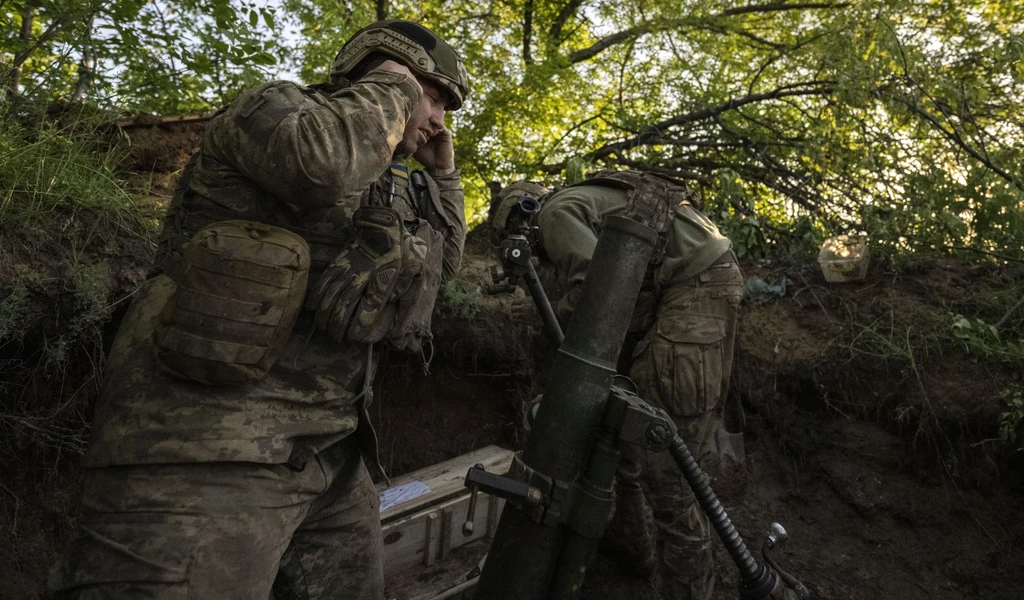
[3,0,1023,261]
[437,278,481,319]
[949,313,1024,364]
[1,0,281,113]
[0,275,30,342]
[998,387,1024,445]
[0,107,148,232]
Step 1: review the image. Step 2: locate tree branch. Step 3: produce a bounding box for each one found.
[523,0,534,64]
[900,97,1023,191]
[587,83,834,160]
[549,0,585,44]
[567,4,849,64]
[569,18,696,63]
[721,2,850,17]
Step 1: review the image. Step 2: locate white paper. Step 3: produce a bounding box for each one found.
[379,480,431,512]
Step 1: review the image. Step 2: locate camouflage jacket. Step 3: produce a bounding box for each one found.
[84,69,465,472]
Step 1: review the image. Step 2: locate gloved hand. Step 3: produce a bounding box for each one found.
[307,206,403,343]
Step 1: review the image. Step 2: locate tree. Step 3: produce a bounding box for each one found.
[1,0,281,113]
[2,0,1021,260]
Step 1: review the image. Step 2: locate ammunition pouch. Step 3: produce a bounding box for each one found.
[153,220,310,386]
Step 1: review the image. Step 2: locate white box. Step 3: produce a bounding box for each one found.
[818,234,869,282]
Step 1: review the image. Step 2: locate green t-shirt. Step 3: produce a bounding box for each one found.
[536,184,731,324]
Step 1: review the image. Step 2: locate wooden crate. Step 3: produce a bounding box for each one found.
[378,445,515,599]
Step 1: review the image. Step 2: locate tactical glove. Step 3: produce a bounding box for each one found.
[307,206,403,343]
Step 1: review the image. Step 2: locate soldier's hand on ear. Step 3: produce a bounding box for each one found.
[413,126,455,176]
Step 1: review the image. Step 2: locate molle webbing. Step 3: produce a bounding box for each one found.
[574,170,695,263]
[154,220,311,386]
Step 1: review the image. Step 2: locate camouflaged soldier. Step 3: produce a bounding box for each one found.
[494,173,744,600]
[51,20,469,599]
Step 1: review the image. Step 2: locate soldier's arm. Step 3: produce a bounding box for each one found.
[536,202,598,326]
[205,70,422,208]
[414,169,466,281]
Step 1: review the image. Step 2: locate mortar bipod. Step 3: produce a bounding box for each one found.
[486,232,564,345]
[464,384,810,600]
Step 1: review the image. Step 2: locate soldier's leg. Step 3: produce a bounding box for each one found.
[630,331,717,600]
[604,441,659,581]
[272,440,384,600]
[630,256,743,600]
[50,459,329,599]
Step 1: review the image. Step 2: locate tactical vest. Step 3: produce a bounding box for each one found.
[572,170,698,264]
[156,157,440,292]
[153,147,446,384]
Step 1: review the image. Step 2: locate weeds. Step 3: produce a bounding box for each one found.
[437,279,482,319]
[0,107,156,466]
[998,388,1024,446]
[0,108,150,235]
[950,313,1024,364]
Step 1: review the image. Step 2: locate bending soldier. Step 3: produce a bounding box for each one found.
[51,20,469,599]
[493,172,744,600]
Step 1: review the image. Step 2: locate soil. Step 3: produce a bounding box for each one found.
[1,120,1022,600]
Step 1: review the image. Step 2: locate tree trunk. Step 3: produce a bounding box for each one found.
[71,13,95,103]
[523,0,534,64]
[9,4,35,95]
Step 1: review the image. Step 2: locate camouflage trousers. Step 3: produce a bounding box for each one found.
[50,438,383,599]
[611,252,743,600]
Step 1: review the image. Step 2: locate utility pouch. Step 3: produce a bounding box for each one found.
[154,220,310,386]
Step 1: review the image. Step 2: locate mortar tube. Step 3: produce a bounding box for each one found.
[475,215,658,600]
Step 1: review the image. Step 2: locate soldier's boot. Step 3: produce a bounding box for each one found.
[603,456,659,581]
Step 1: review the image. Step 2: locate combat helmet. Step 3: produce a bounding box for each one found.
[331,20,469,110]
[491,180,551,241]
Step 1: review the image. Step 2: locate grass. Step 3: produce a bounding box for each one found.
[437,278,482,319]
[0,107,151,234]
[0,105,158,466]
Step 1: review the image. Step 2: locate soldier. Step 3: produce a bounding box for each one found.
[50,20,469,599]
[493,173,744,600]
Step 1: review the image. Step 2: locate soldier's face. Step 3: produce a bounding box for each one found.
[394,78,449,159]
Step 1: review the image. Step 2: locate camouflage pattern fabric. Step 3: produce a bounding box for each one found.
[387,218,445,352]
[309,205,404,344]
[50,439,382,600]
[87,67,465,472]
[54,66,466,599]
[535,185,730,330]
[623,253,744,600]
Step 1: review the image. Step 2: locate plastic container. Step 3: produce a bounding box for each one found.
[818,234,869,282]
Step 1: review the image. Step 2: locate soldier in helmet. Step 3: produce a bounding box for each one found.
[51,20,469,599]
[493,173,744,600]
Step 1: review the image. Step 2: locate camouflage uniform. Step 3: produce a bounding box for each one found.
[535,184,742,600]
[50,68,465,598]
